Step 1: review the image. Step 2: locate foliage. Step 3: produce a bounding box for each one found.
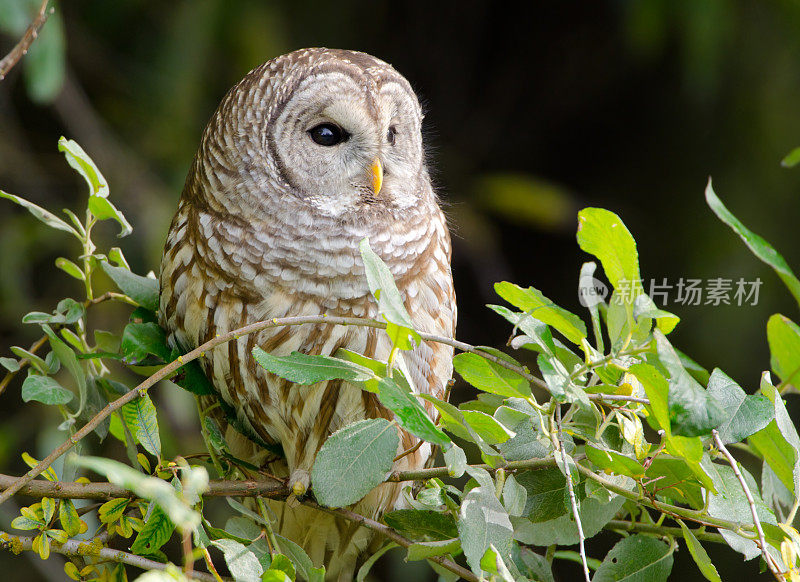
[2,139,800,582]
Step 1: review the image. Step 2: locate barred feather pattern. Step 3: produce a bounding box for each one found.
[158,48,456,580]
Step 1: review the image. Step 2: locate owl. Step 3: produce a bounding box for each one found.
[159,48,456,580]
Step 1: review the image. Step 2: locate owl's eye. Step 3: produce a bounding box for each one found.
[387,126,397,146]
[308,123,349,146]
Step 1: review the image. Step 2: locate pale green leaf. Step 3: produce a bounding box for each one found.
[311,418,398,507]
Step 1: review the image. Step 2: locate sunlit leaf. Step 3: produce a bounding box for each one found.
[706,179,800,310]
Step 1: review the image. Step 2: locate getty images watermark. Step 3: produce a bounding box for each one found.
[578,276,762,308]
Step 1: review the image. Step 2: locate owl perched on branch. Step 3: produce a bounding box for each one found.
[159,48,456,580]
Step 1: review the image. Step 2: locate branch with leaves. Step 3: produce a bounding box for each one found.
[4,140,800,582]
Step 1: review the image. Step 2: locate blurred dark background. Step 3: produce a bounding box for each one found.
[2,0,799,580]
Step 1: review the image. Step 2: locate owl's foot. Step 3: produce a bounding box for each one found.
[289,468,310,497]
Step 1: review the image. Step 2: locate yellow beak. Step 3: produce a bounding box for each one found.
[370,157,383,195]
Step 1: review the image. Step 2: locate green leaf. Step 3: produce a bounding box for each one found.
[55,257,85,281]
[10,346,48,374]
[383,509,458,541]
[629,362,670,436]
[458,468,514,574]
[453,352,531,399]
[644,456,706,508]
[513,478,629,545]
[57,137,109,198]
[88,196,132,237]
[706,461,779,559]
[121,394,162,457]
[275,534,318,582]
[42,325,87,414]
[767,314,800,388]
[131,505,175,555]
[252,348,374,385]
[406,538,460,561]
[705,179,800,310]
[487,304,556,356]
[359,238,420,347]
[585,445,646,479]
[749,374,800,496]
[706,368,773,444]
[656,331,726,437]
[480,544,515,582]
[311,418,398,507]
[101,262,159,311]
[576,208,640,292]
[462,409,515,444]
[0,190,77,236]
[494,282,586,345]
[592,535,673,582]
[210,539,263,582]
[0,356,20,372]
[444,443,467,478]
[74,456,202,529]
[356,543,397,582]
[121,322,171,364]
[375,376,450,446]
[502,474,527,517]
[21,373,73,405]
[678,520,722,582]
[536,352,570,402]
[515,468,568,522]
[782,146,800,168]
[98,498,130,524]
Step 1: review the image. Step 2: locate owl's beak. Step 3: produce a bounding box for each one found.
[370,157,383,195]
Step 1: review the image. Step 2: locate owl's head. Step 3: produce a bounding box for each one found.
[190,48,431,220]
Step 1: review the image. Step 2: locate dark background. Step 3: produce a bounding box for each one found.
[2,0,800,580]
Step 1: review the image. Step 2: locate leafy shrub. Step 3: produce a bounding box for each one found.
[1,139,800,582]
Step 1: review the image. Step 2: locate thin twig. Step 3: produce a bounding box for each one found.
[303,500,478,582]
[0,455,569,500]
[575,462,760,535]
[712,429,782,579]
[0,472,288,500]
[0,313,642,507]
[0,0,52,81]
[0,530,223,581]
[605,519,727,544]
[555,406,590,582]
[0,335,47,397]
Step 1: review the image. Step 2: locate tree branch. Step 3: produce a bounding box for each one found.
[303,500,479,582]
[0,473,290,500]
[712,429,783,579]
[0,313,643,507]
[0,530,223,581]
[0,455,572,500]
[605,520,726,544]
[0,0,53,81]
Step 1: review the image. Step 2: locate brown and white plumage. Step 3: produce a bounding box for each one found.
[159,48,455,580]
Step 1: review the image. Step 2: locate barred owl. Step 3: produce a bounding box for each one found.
[159,48,456,580]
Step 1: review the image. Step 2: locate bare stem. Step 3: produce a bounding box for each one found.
[712,429,783,579]
[0,0,52,80]
[556,406,590,582]
[605,519,727,544]
[0,530,222,581]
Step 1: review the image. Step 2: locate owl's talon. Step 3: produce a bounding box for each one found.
[292,480,307,496]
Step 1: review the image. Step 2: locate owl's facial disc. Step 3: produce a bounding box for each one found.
[268,70,424,217]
